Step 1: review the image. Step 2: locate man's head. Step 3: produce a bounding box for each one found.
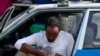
[45,16,60,42]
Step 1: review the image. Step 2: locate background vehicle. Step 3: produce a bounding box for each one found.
[0,1,100,56]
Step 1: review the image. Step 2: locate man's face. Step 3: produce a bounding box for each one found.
[46,26,59,42]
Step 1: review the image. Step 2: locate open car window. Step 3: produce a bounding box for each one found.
[32,12,83,39]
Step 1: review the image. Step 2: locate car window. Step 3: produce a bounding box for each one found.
[31,12,83,37]
[83,11,100,49]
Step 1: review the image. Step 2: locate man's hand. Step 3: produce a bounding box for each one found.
[55,53,63,56]
[20,43,48,56]
[36,52,48,56]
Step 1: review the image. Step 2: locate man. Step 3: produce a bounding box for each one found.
[14,16,74,56]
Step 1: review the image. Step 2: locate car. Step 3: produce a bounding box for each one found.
[0,1,100,56]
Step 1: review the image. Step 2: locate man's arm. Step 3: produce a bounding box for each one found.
[67,34,74,56]
[20,43,46,56]
[14,32,47,56]
[55,53,63,56]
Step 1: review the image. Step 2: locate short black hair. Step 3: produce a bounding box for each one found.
[45,16,60,29]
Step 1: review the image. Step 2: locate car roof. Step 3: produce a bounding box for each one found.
[13,1,100,10]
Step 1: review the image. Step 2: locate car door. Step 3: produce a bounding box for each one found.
[75,9,100,56]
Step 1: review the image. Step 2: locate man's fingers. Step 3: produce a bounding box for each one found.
[55,53,63,56]
[44,53,48,56]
